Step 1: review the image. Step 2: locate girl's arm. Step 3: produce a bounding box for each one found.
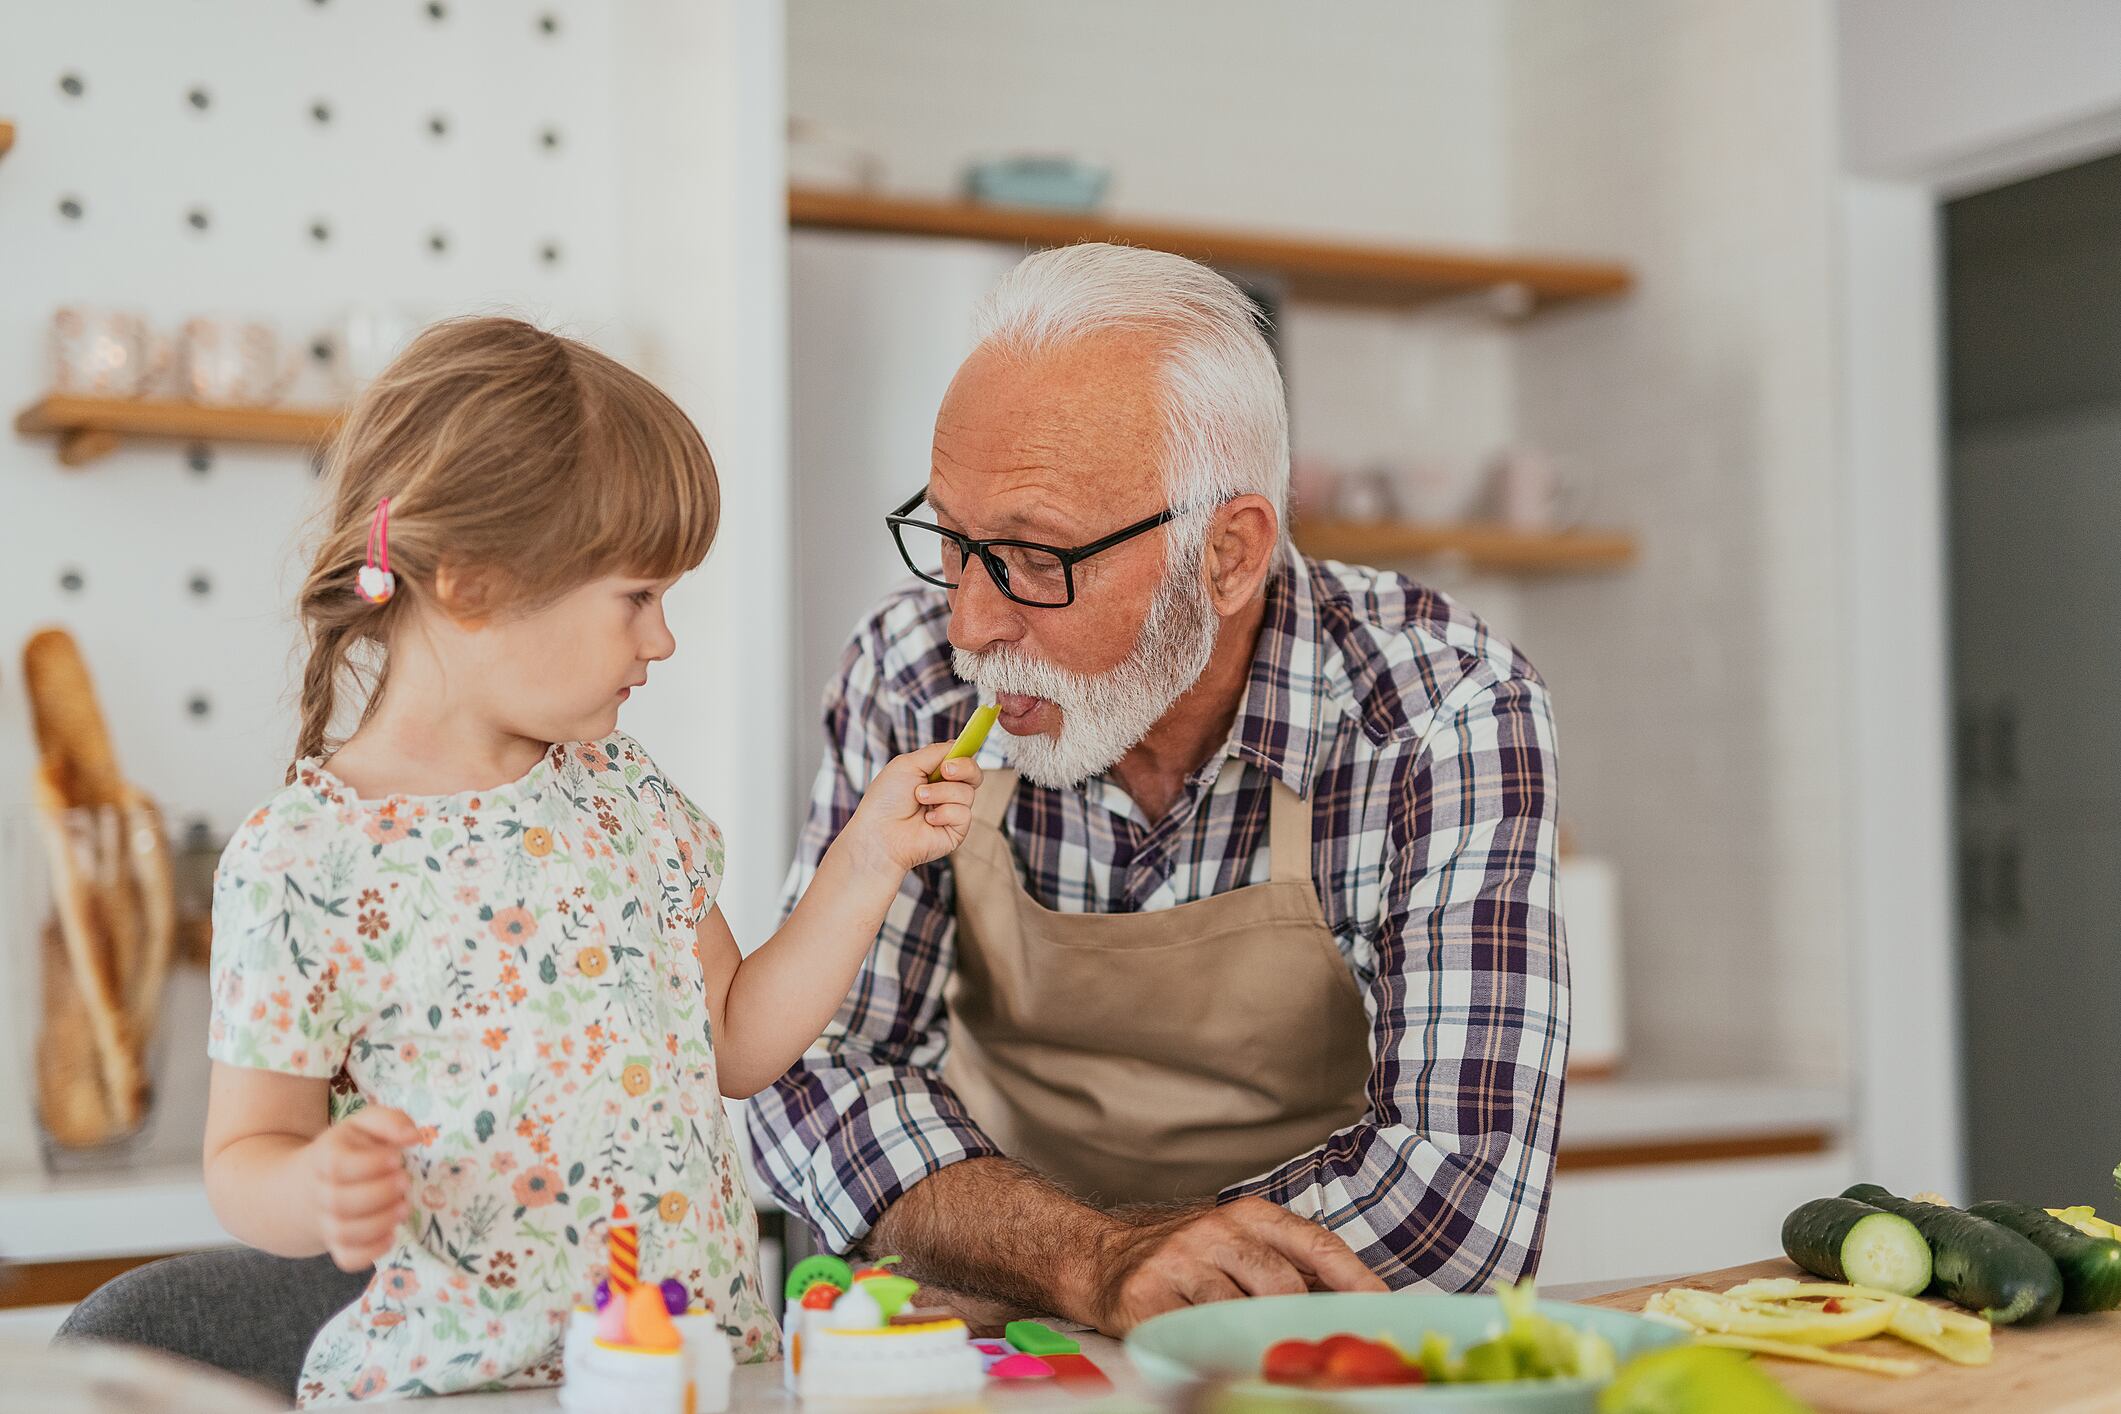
[702,743,979,1098]
[203,1060,420,1270]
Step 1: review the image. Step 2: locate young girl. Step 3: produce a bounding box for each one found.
[202,318,981,1405]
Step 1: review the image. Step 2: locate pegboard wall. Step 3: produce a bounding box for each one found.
[0,3,794,1182]
[0,1,626,843]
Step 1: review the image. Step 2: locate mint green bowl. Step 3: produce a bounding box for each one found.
[1124,1293,1687,1410]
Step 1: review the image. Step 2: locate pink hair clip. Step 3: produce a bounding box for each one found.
[356,497,396,604]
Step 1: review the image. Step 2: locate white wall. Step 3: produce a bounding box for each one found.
[785,0,1528,698]
[1505,0,1851,1077]
[0,4,788,1163]
[1840,0,2121,187]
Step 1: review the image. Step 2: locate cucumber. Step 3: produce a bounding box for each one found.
[1781,1197,1932,1295]
[1968,1200,2121,1314]
[1842,1184,2062,1325]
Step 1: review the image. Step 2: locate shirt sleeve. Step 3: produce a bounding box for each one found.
[1220,670,1570,1291]
[613,734,726,936]
[205,808,368,1080]
[742,624,1002,1253]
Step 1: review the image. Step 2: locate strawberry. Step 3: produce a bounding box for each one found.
[1318,1338,1420,1387]
[1260,1339,1324,1383]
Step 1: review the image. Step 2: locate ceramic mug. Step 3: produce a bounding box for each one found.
[49,308,168,398]
[178,319,300,406]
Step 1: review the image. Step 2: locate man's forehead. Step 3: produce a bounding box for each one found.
[931,337,1166,532]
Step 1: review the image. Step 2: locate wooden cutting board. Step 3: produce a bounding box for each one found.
[1579,1257,2121,1412]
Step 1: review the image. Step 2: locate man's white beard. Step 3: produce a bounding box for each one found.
[952,562,1221,789]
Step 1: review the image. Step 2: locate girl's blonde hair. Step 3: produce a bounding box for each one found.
[290,316,718,779]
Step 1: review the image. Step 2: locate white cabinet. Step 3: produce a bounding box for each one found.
[1539,1150,1855,1287]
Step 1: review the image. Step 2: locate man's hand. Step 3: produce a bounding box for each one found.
[1090,1197,1387,1334]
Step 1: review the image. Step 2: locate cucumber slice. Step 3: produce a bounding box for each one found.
[1843,1184,2063,1325]
[1781,1197,1932,1296]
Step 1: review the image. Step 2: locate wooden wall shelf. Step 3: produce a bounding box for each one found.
[1295,519,1638,576]
[790,187,1633,313]
[14,394,344,467]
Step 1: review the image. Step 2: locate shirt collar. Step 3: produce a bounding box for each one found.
[1207,551,1343,801]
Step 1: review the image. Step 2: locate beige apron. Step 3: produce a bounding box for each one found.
[942,767,1374,1207]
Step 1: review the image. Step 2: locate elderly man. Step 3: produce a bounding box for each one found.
[747,243,1568,1335]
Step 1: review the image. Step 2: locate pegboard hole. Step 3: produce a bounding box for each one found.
[539,241,563,267]
[186,694,213,720]
[58,196,84,221]
[311,99,333,125]
[539,127,562,152]
[187,444,214,475]
[311,337,335,364]
[58,569,86,595]
[187,86,211,112]
[427,1,447,19]
[427,113,449,140]
[427,229,450,256]
[310,219,332,244]
[186,206,212,232]
[538,12,560,36]
[59,73,86,99]
[188,572,213,598]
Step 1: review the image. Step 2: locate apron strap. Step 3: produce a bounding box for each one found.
[1267,781,1315,886]
[973,766,1020,828]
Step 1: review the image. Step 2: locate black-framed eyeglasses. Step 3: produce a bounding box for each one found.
[885,487,1181,608]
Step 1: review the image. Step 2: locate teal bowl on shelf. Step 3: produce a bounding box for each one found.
[1124,1292,1689,1410]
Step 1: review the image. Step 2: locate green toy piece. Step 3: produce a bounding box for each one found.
[855,1274,920,1320]
[1005,1320,1079,1356]
[784,1254,853,1303]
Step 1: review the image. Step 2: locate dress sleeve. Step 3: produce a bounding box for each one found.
[607,734,725,936]
[205,805,367,1079]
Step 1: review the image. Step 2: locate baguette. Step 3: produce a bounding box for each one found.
[22,629,125,809]
[36,919,120,1148]
[123,788,177,1038]
[32,760,145,1136]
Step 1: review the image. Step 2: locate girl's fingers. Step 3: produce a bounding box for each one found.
[326,1171,412,1220]
[916,783,977,807]
[922,804,971,830]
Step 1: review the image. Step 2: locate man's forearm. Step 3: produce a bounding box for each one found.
[863,1156,1136,1326]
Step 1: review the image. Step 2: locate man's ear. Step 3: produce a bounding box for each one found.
[1202,494,1280,614]
[431,564,496,629]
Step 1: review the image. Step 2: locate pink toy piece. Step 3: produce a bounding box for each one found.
[990,1354,1056,1380]
[594,1295,628,1342]
[971,1340,1013,1371]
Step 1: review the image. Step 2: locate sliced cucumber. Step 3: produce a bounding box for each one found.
[1968,1200,2121,1314]
[1842,1184,2062,1325]
[1781,1197,1932,1295]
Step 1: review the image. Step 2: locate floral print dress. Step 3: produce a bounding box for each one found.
[207,733,778,1406]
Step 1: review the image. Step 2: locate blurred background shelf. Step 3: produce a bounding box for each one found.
[14,394,344,467]
[0,120,15,161]
[788,186,1634,313]
[1293,519,1639,575]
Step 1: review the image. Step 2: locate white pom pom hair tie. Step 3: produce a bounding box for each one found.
[356,497,396,604]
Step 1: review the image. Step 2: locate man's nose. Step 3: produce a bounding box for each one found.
[946,554,1025,654]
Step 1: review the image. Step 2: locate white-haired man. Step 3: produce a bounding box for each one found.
[748,244,1568,1334]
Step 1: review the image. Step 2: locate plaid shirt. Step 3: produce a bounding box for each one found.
[745,552,1568,1290]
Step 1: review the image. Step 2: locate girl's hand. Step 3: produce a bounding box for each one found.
[300,1105,420,1271]
[845,744,984,877]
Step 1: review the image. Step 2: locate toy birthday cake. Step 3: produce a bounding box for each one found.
[560,1202,735,1414]
[780,1255,986,1402]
